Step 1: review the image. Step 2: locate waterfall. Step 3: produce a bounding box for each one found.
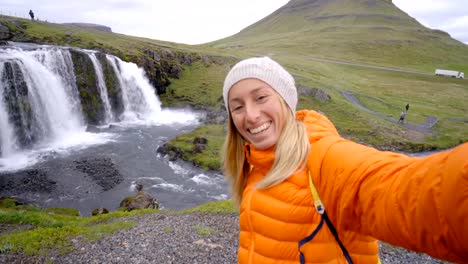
[106,54,162,121]
[0,42,196,171]
[0,63,18,156]
[0,46,85,152]
[87,52,114,123]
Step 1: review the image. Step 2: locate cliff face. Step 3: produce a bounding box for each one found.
[69,49,105,125]
[0,61,36,150]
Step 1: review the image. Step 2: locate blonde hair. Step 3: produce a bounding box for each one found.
[222,97,310,208]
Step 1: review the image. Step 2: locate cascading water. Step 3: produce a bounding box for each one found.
[0,46,86,163]
[0,42,199,172]
[87,52,114,123]
[0,42,227,215]
[0,63,17,156]
[106,54,162,122]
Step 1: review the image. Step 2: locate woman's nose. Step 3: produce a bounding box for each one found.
[245,103,260,123]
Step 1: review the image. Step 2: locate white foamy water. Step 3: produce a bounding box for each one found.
[0,131,115,172]
[150,108,201,125]
[168,161,190,175]
[211,194,229,200]
[190,173,216,185]
[152,183,185,192]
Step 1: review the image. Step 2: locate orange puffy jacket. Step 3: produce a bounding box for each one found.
[238,110,468,264]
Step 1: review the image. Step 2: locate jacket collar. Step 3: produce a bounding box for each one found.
[244,143,275,170]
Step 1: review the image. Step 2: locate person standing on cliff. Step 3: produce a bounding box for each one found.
[29,9,34,21]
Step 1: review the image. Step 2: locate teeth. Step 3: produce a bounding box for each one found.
[249,122,271,134]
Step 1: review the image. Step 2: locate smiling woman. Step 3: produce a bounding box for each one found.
[228,80,287,150]
[221,56,468,264]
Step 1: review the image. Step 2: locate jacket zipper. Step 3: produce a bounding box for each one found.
[246,186,255,263]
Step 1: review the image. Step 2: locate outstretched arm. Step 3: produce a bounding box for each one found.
[318,141,468,263]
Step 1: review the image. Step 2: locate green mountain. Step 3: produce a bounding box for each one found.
[209,0,468,70]
[209,0,468,68]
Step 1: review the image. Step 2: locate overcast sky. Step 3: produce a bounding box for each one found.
[1,0,467,45]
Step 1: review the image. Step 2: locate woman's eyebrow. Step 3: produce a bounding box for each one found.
[229,85,270,103]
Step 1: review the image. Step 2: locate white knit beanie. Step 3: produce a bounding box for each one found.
[223,57,297,116]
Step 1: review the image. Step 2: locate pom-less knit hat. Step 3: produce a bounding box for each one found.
[223,57,297,116]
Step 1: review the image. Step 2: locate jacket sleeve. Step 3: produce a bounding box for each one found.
[317,139,468,263]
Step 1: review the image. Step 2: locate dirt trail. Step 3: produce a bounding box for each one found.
[340,91,437,134]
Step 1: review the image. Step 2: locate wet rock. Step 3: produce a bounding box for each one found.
[73,157,123,191]
[156,143,181,161]
[192,137,208,154]
[92,208,109,216]
[193,143,206,154]
[193,137,207,145]
[0,25,10,40]
[0,169,56,193]
[119,184,159,211]
[204,108,228,125]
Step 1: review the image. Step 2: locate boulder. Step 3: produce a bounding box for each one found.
[156,143,181,161]
[119,184,160,211]
[193,143,206,154]
[0,25,10,40]
[297,84,331,103]
[193,137,208,145]
[91,208,109,216]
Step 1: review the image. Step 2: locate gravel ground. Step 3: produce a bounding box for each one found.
[0,212,451,264]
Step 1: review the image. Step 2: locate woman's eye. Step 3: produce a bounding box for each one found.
[257,95,268,102]
[231,105,243,112]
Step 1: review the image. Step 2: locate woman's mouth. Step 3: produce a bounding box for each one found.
[248,121,271,135]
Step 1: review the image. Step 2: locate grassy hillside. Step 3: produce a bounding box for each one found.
[209,0,468,71]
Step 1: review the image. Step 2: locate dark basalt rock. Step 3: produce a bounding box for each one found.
[0,169,56,193]
[157,143,182,161]
[119,184,159,211]
[74,157,123,191]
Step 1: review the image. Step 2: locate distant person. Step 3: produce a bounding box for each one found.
[29,9,34,21]
[398,111,406,123]
[221,56,468,263]
[406,103,410,112]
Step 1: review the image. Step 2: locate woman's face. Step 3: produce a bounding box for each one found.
[228,78,287,150]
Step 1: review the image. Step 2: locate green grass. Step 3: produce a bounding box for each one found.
[163,227,174,233]
[169,125,225,170]
[0,206,157,256]
[159,61,230,108]
[192,224,216,236]
[180,200,237,214]
[0,199,236,257]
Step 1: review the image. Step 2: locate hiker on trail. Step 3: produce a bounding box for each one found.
[222,56,468,264]
[29,9,34,20]
[406,103,410,112]
[398,111,406,123]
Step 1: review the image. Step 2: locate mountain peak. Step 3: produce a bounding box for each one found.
[209,0,467,67]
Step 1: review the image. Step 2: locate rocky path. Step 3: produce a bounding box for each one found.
[341,90,438,134]
[0,212,451,264]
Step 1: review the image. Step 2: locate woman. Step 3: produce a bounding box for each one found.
[222,57,468,264]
